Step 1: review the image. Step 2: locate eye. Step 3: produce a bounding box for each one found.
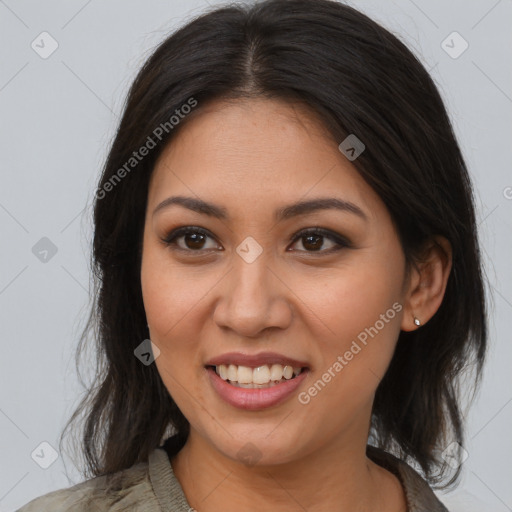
[161,226,221,253]
[288,227,351,254]
[161,226,351,255]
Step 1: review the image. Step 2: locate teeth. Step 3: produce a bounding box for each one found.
[270,364,283,381]
[218,365,228,380]
[214,363,303,386]
[253,365,270,384]
[227,364,237,381]
[238,365,253,384]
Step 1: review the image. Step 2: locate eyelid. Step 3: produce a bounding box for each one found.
[161,225,352,254]
[161,226,221,253]
[289,227,352,252]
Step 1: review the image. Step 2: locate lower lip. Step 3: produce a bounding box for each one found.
[206,367,309,411]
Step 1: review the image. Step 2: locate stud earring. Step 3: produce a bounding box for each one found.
[413,317,421,326]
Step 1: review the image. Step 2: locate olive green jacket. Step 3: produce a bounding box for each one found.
[17,443,448,511]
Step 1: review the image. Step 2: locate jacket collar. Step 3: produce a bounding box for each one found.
[366,445,448,511]
[154,436,449,512]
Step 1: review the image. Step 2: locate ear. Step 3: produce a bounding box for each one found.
[400,235,452,332]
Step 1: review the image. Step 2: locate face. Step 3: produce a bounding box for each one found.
[141,98,411,466]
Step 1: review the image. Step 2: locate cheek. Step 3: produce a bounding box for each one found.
[140,243,212,336]
[140,244,218,397]
[296,253,404,410]
[303,255,403,347]
[141,251,209,420]
[141,248,193,381]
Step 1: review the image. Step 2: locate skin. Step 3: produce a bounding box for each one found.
[140,98,452,512]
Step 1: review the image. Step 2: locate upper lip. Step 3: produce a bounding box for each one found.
[205,351,309,369]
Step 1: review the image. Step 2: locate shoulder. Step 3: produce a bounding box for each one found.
[366,445,449,512]
[438,489,504,512]
[16,450,165,512]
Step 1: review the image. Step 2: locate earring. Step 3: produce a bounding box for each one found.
[413,317,421,326]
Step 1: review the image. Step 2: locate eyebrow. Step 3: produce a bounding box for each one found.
[152,195,368,222]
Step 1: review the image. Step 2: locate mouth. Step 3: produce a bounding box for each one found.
[204,352,311,410]
[205,363,310,410]
[205,363,308,389]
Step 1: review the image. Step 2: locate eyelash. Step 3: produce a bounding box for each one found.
[161,226,351,256]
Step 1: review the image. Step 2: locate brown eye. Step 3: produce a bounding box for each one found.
[300,233,329,251]
[181,232,207,250]
[162,226,350,256]
[289,228,351,254]
[162,227,220,252]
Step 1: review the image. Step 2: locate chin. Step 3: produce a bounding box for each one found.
[204,427,304,467]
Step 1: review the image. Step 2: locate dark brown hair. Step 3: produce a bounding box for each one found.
[60,0,488,489]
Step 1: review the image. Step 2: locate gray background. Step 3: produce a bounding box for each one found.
[0,0,510,510]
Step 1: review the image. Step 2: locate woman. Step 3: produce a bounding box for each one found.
[17,0,487,510]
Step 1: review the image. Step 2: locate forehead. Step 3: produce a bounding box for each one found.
[147,98,383,223]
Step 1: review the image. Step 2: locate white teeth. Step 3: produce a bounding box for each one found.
[237,365,253,384]
[253,365,270,384]
[214,363,303,386]
[218,364,228,380]
[270,364,283,381]
[227,364,238,381]
[283,365,294,379]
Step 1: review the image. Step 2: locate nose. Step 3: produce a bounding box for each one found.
[212,251,293,339]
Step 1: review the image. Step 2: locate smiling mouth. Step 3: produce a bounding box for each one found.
[206,364,307,389]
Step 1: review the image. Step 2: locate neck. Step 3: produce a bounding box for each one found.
[170,428,406,512]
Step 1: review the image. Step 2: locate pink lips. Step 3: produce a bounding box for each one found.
[205,369,309,411]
